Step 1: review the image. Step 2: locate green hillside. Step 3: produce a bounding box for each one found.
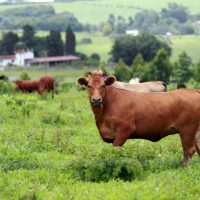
[0,0,200,24]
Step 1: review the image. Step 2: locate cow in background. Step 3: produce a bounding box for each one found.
[85,71,167,92]
[38,75,55,98]
[114,81,167,92]
[177,82,186,89]
[15,80,39,93]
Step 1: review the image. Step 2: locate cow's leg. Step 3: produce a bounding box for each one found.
[52,90,54,99]
[195,127,200,156]
[179,130,196,166]
[112,126,135,146]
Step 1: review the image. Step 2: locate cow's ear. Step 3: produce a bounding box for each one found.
[105,76,116,86]
[77,77,88,87]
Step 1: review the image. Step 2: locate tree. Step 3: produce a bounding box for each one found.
[161,3,189,23]
[108,14,115,31]
[149,49,172,83]
[21,25,35,49]
[0,32,19,55]
[131,54,149,82]
[114,59,131,81]
[14,42,27,51]
[193,59,200,82]
[115,16,127,34]
[102,22,112,36]
[110,33,171,65]
[132,10,159,31]
[46,30,64,56]
[90,53,100,61]
[173,51,193,82]
[65,26,76,55]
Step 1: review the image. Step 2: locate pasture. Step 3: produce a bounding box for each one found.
[0,69,199,199]
[0,0,200,24]
[17,31,199,63]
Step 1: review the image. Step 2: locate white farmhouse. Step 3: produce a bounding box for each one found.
[0,49,34,68]
[14,49,34,66]
[0,55,15,67]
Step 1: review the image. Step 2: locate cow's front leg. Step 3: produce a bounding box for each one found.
[112,125,135,146]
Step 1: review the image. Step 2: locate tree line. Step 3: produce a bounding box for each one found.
[102,3,199,35]
[112,34,198,85]
[1,3,200,35]
[0,5,83,32]
[0,25,76,57]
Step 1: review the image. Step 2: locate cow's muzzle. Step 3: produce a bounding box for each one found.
[91,97,102,105]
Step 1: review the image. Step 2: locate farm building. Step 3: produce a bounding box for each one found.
[27,55,80,65]
[0,49,34,68]
[0,49,80,68]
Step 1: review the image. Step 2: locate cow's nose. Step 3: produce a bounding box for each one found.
[92,97,102,105]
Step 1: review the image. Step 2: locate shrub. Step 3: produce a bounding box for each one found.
[0,80,14,94]
[4,95,38,118]
[80,38,92,44]
[66,147,144,182]
[20,72,31,80]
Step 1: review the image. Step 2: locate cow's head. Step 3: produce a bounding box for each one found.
[77,70,116,105]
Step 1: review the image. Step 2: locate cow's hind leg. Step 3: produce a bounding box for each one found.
[195,127,200,156]
[179,129,196,166]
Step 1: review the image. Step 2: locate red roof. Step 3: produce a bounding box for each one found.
[27,55,80,63]
[0,55,15,60]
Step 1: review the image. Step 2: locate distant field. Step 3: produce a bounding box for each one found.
[170,35,200,63]
[0,0,200,24]
[1,30,200,62]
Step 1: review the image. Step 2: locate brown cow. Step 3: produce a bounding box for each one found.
[77,70,200,166]
[38,75,55,98]
[15,80,39,93]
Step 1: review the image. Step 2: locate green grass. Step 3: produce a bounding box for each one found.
[34,31,200,62]
[0,0,200,25]
[0,70,200,200]
[170,35,200,63]
[0,73,199,199]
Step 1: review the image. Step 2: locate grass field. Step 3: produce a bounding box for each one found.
[34,31,200,63]
[0,0,200,24]
[0,70,199,199]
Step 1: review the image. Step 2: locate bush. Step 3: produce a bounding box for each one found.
[80,38,92,44]
[0,80,14,94]
[66,147,144,182]
[20,72,31,80]
[4,95,38,118]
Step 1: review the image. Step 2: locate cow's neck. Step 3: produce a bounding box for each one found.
[91,104,103,121]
